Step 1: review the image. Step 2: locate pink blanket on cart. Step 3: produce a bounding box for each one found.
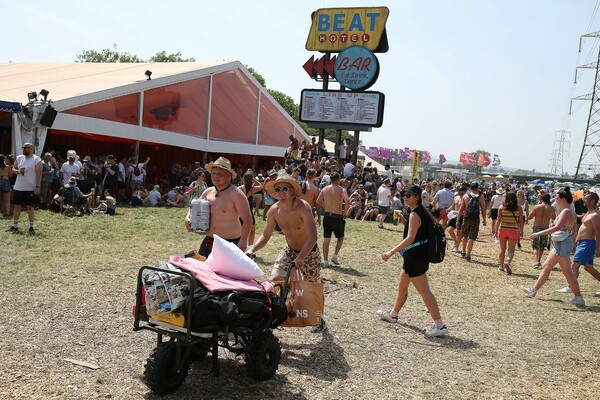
[169,256,267,293]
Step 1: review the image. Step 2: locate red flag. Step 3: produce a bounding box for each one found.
[466,153,476,165]
[439,154,446,165]
[478,153,491,167]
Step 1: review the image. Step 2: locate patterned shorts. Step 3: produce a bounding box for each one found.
[271,244,322,282]
[531,226,549,250]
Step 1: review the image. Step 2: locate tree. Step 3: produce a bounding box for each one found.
[150,51,195,62]
[246,66,266,87]
[75,44,194,63]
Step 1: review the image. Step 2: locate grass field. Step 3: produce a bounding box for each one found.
[0,207,598,399]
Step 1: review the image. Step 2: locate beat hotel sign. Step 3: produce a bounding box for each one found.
[306,7,389,52]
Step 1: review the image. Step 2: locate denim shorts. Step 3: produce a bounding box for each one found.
[0,178,11,192]
[553,235,574,258]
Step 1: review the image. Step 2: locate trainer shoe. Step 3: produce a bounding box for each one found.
[461,252,466,259]
[27,227,35,236]
[556,287,573,294]
[451,246,459,252]
[322,260,330,268]
[311,319,327,333]
[533,262,542,269]
[331,254,340,265]
[7,226,18,233]
[376,309,398,323]
[504,263,512,275]
[521,286,537,298]
[425,324,448,337]
[566,296,585,306]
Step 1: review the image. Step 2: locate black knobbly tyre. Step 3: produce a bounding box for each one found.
[144,339,190,394]
[245,331,281,381]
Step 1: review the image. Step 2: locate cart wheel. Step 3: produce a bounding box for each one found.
[144,339,190,394]
[245,331,281,381]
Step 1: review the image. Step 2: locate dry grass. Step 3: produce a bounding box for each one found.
[1,207,599,399]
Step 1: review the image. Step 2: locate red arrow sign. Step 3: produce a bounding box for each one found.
[302,55,315,78]
[324,55,336,77]
[313,56,325,77]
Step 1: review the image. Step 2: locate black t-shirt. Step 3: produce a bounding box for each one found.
[103,164,119,187]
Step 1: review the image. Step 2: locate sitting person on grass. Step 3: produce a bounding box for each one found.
[94,189,117,215]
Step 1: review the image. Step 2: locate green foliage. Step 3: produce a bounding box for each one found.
[267,89,297,118]
[75,44,194,63]
[246,66,267,87]
[150,51,195,62]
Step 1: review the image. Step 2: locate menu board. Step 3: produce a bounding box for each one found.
[299,90,384,127]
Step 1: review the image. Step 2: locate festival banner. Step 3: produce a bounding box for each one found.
[368,147,380,158]
[492,154,501,166]
[439,153,446,165]
[478,153,491,167]
[360,145,367,154]
[379,147,392,160]
[412,150,420,179]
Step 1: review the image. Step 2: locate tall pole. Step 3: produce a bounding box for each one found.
[318,53,330,157]
[574,39,600,181]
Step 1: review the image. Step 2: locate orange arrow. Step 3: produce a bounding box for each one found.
[324,55,336,77]
[303,55,315,79]
[313,56,325,77]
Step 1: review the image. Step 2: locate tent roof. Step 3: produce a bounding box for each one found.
[0,62,231,104]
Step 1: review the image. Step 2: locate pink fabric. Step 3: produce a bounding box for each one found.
[169,256,265,293]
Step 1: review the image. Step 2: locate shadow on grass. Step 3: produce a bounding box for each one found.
[327,264,368,277]
[143,357,307,400]
[398,323,479,350]
[281,330,350,381]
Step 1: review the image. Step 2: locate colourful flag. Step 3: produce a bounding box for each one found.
[379,147,392,160]
[492,154,501,166]
[403,147,412,161]
[478,153,491,167]
[439,154,446,165]
[421,150,431,164]
[460,152,476,165]
[369,147,380,158]
[360,145,367,154]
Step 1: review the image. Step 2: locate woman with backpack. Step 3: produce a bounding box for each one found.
[495,191,523,275]
[377,185,449,338]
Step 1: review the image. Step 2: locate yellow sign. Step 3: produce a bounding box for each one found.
[306,7,389,52]
[412,150,419,180]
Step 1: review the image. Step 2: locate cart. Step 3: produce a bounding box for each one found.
[133,263,293,395]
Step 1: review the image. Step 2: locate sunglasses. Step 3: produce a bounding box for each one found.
[274,186,290,193]
[402,193,416,199]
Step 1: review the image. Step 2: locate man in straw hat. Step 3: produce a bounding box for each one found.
[185,157,252,256]
[247,171,326,332]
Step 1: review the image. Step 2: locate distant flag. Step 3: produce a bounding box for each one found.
[439,153,446,165]
[379,147,392,160]
[478,153,491,167]
[360,145,367,154]
[394,148,401,159]
[421,150,431,164]
[369,147,380,158]
[492,154,501,167]
[460,152,476,166]
[403,147,412,161]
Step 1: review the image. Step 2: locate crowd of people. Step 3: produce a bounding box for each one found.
[4,141,599,334]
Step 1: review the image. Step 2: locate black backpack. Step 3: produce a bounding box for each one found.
[465,193,480,219]
[427,218,447,263]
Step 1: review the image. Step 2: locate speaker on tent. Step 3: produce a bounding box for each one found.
[40,105,58,128]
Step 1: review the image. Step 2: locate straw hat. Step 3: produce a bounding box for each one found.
[264,171,302,198]
[496,187,506,195]
[205,157,236,178]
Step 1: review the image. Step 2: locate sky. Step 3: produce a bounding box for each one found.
[3,0,600,174]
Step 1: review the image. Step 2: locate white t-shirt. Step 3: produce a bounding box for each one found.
[146,190,162,206]
[13,154,41,191]
[491,194,505,210]
[343,162,355,178]
[128,163,146,182]
[118,163,126,182]
[339,144,346,160]
[377,185,391,207]
[60,162,81,186]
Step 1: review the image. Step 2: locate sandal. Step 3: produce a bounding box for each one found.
[504,263,512,275]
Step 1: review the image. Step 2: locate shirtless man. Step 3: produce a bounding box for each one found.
[185,157,252,257]
[556,191,600,294]
[298,169,319,223]
[316,172,349,267]
[528,193,556,268]
[448,185,467,252]
[247,172,326,332]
